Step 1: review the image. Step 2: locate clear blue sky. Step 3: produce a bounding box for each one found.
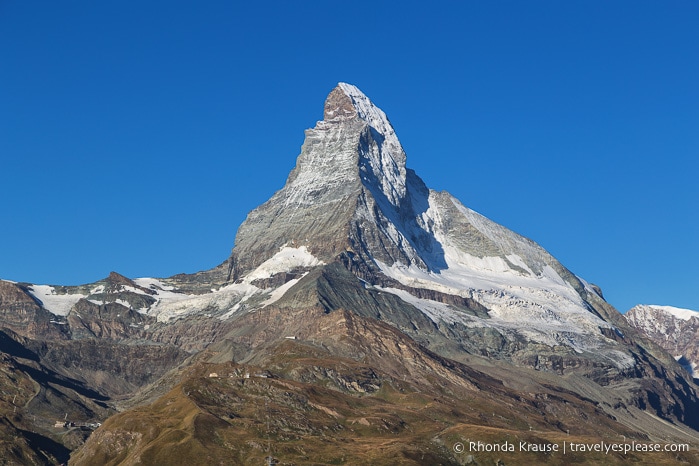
[1,1,697,313]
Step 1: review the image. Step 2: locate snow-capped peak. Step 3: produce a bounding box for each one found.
[634,304,699,321]
[336,82,401,151]
[319,83,408,208]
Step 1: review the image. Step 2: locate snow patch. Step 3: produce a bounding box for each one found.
[149,248,324,322]
[247,246,323,280]
[378,284,633,368]
[259,276,304,307]
[370,191,626,362]
[649,305,699,321]
[337,82,407,208]
[133,278,176,291]
[376,286,465,325]
[27,285,84,316]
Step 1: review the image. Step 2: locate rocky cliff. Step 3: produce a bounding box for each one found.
[626,304,699,379]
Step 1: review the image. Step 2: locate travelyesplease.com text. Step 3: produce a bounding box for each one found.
[455,440,690,455]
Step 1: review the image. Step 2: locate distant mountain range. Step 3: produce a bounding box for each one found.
[626,304,699,379]
[1,83,697,465]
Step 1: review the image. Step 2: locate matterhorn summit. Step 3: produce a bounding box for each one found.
[221,83,626,363]
[227,82,419,280]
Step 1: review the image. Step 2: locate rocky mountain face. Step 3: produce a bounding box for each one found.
[1,83,698,464]
[626,304,699,378]
[0,275,191,462]
[223,84,629,370]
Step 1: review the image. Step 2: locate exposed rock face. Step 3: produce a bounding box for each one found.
[0,281,41,311]
[103,271,155,296]
[85,272,158,311]
[626,304,699,378]
[68,299,153,340]
[0,281,70,340]
[37,339,190,398]
[323,85,359,121]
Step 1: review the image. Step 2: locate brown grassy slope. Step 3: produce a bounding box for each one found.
[70,310,699,465]
[69,358,699,465]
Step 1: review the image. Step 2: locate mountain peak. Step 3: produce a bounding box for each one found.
[323,83,358,122]
[318,83,408,208]
[225,83,414,280]
[322,83,404,162]
[323,82,386,122]
[323,83,395,134]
